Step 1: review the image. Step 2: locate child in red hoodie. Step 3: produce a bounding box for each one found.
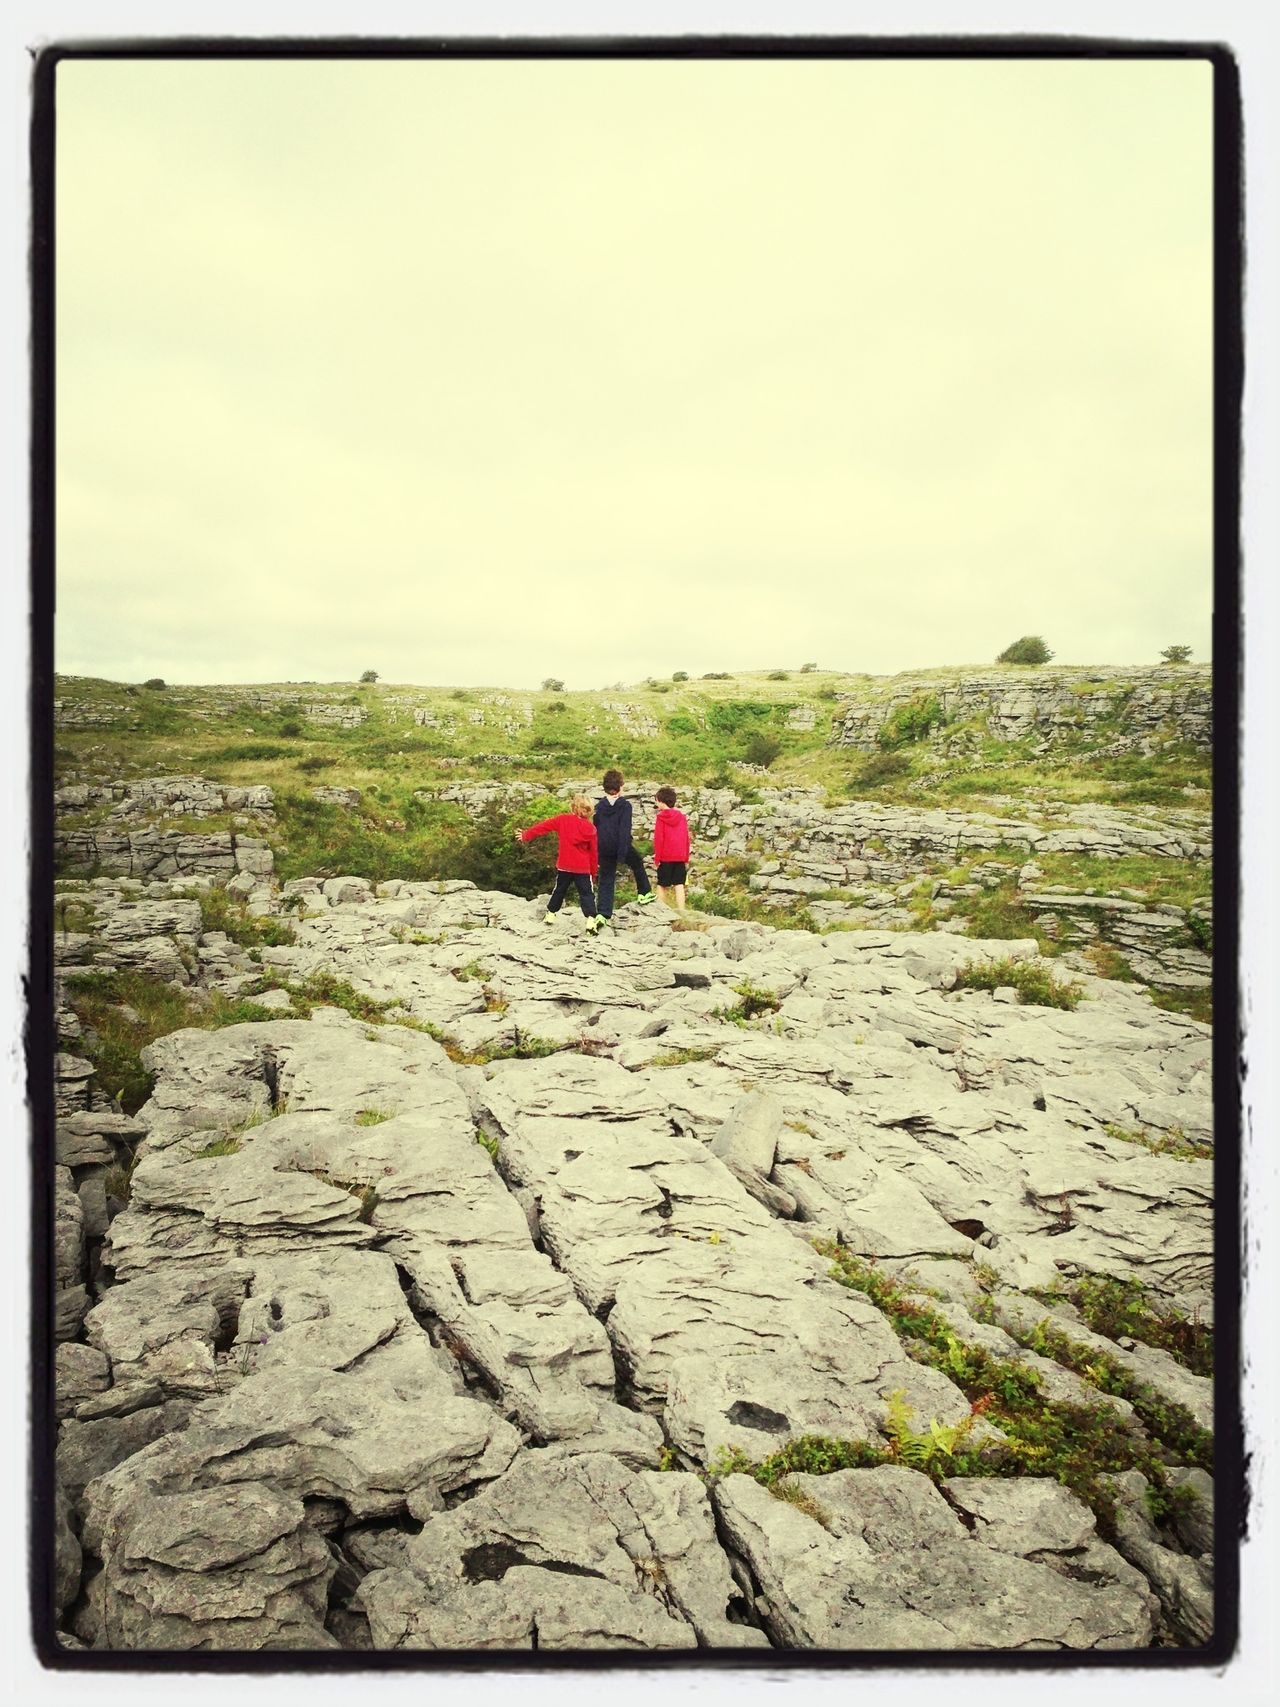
[516,795,602,933]
[653,786,691,911]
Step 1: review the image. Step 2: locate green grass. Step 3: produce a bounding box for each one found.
[195,1133,244,1158]
[649,1044,722,1067]
[1150,987,1214,1027]
[178,885,298,948]
[1030,852,1211,913]
[713,982,783,1024]
[952,957,1083,1009]
[1103,1122,1213,1162]
[353,1108,396,1127]
[689,884,817,934]
[809,1242,1208,1536]
[64,970,205,1111]
[1059,1275,1212,1378]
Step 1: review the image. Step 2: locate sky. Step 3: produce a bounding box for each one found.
[54,54,1215,689]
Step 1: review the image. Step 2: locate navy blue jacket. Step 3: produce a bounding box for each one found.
[593,795,633,860]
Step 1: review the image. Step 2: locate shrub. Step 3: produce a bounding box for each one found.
[1160,645,1193,665]
[707,700,774,736]
[952,956,1083,1010]
[672,670,689,682]
[360,669,379,683]
[996,635,1053,665]
[742,731,783,767]
[801,662,817,672]
[541,677,565,692]
[702,671,731,680]
[878,695,946,751]
[849,750,911,791]
[142,677,166,690]
[767,670,789,680]
[277,719,302,738]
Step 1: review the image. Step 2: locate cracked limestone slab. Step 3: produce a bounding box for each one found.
[473,1055,973,1457]
[714,1465,1156,1650]
[358,1451,767,1651]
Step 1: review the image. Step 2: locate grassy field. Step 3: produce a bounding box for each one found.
[53,667,1213,902]
[54,667,1212,815]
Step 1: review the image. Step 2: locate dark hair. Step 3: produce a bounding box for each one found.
[602,768,624,793]
[655,786,678,807]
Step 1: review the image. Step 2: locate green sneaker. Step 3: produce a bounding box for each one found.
[543,910,556,925]
[636,892,656,907]
[586,915,602,935]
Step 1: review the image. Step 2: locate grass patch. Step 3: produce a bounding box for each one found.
[1149,987,1213,1027]
[180,885,297,949]
[1103,1121,1212,1163]
[451,960,493,982]
[195,1133,244,1158]
[354,1107,396,1126]
[952,957,1083,1009]
[1011,1315,1214,1470]
[810,1242,1208,1534]
[690,885,817,934]
[649,1044,721,1067]
[1030,852,1211,914]
[1064,1274,1212,1377]
[713,981,783,1024]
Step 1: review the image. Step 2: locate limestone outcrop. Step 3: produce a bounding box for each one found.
[49,867,1216,1654]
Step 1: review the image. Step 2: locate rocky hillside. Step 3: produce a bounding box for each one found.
[52,862,1215,1653]
[53,664,1211,808]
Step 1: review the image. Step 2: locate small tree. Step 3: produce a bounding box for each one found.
[360,669,379,683]
[142,677,166,690]
[1160,645,1193,665]
[996,636,1053,666]
[541,677,565,692]
[672,670,689,682]
[800,662,818,673]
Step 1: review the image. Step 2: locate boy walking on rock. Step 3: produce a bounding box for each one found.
[653,786,691,911]
[516,796,603,933]
[593,769,655,925]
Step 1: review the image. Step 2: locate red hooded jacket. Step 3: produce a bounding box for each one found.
[520,814,599,877]
[653,807,690,864]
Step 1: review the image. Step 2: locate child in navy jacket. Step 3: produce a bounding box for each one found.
[593,768,655,924]
[517,795,602,932]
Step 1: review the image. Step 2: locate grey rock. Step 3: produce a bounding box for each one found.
[1166,1466,1214,1555]
[55,1342,111,1420]
[1108,1470,1214,1645]
[58,1400,194,1510]
[95,1482,336,1650]
[359,1452,766,1650]
[714,1466,1155,1649]
[55,1482,83,1615]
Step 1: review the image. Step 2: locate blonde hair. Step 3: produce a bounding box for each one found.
[570,794,592,818]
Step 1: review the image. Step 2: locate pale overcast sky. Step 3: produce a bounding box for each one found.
[54,55,1214,688]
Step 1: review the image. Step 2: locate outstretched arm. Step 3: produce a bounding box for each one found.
[518,817,558,844]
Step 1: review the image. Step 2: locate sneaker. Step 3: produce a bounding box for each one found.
[586,915,602,935]
[636,892,656,907]
[543,910,556,925]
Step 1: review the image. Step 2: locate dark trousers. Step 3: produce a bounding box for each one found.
[548,870,596,917]
[596,848,652,917]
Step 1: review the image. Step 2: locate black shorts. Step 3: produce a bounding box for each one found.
[656,861,688,887]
